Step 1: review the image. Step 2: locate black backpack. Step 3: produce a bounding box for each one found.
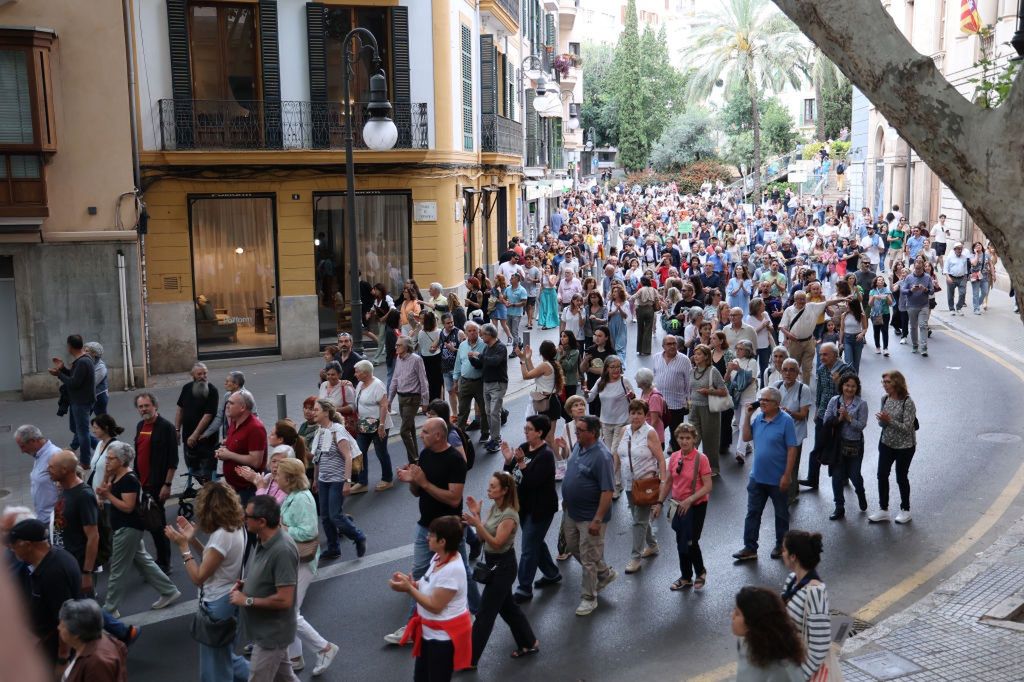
[452,425,475,470]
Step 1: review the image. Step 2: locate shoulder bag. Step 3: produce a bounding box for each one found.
[354,385,380,434]
[191,554,242,648]
[707,368,733,413]
[628,429,660,506]
[132,474,167,534]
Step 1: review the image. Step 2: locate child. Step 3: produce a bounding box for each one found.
[819,318,840,350]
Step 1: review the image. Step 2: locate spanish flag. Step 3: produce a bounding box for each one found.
[960,0,982,34]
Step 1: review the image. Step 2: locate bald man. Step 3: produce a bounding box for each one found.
[47,451,99,595]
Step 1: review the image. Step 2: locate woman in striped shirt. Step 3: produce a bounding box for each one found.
[780,530,832,681]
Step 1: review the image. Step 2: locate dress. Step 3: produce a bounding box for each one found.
[538,277,560,329]
[607,301,629,363]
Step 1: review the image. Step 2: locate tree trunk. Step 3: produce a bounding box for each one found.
[814,76,825,141]
[771,0,1024,318]
[749,77,762,201]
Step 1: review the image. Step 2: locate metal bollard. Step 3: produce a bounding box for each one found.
[277,393,287,421]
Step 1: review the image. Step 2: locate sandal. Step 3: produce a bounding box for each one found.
[511,643,540,659]
[694,574,707,591]
[670,577,693,591]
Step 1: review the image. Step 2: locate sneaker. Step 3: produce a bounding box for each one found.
[466,419,481,431]
[320,548,341,560]
[883,350,890,357]
[641,545,659,558]
[291,657,305,672]
[875,348,882,354]
[485,440,501,453]
[151,590,181,610]
[895,510,912,524]
[868,510,891,523]
[921,350,928,357]
[513,592,533,604]
[899,338,907,345]
[384,625,408,645]
[356,537,367,558]
[348,483,368,495]
[312,643,339,676]
[597,569,618,592]
[124,625,141,647]
[375,480,394,491]
[243,643,255,656]
[857,490,868,512]
[575,598,598,616]
[534,574,562,588]
[625,559,642,574]
[107,609,121,619]
[732,548,757,561]
[911,347,918,354]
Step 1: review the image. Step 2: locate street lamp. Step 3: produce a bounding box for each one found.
[341,28,397,353]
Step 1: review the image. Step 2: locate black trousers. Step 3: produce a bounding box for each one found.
[144,486,171,570]
[665,407,688,452]
[414,639,454,682]
[471,549,536,665]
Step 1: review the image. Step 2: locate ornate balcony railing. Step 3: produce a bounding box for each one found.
[158,99,429,151]
[481,114,523,156]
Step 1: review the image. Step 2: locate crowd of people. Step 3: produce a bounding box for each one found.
[6,176,986,682]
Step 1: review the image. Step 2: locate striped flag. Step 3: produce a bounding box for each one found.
[960,0,982,34]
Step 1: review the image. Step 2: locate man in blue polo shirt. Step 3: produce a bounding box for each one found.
[733,387,799,562]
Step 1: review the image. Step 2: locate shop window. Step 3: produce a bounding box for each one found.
[190,196,278,355]
[313,192,411,345]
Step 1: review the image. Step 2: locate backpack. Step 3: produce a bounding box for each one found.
[452,425,475,470]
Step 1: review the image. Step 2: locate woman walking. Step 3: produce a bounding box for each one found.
[780,531,834,681]
[631,276,660,355]
[868,275,893,357]
[516,340,564,448]
[727,265,753,315]
[745,298,774,377]
[732,587,804,682]
[463,472,539,667]
[730,341,760,465]
[655,424,712,591]
[538,265,560,330]
[618,400,666,575]
[688,345,728,475]
[607,285,630,362]
[558,331,581,410]
[969,241,992,314]
[418,311,444,402]
[584,355,634,499]
[838,298,869,373]
[87,414,123,488]
[869,371,918,524]
[490,274,511,342]
[824,374,869,520]
[582,291,608,350]
[310,399,367,560]
[710,331,736,463]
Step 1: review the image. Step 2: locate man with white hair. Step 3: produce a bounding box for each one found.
[724,307,758,351]
[203,370,256,440]
[388,336,430,464]
[423,282,449,325]
[14,426,61,522]
[215,389,267,506]
[802,342,854,491]
[773,359,812,504]
[175,362,219,482]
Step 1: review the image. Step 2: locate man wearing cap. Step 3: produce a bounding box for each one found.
[945,242,970,315]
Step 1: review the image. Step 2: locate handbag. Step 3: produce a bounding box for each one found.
[190,586,238,648]
[472,561,495,584]
[707,392,733,413]
[871,314,883,326]
[133,475,166,533]
[357,417,380,434]
[627,432,660,506]
[295,537,319,563]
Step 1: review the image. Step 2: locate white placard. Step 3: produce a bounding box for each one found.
[414,200,438,222]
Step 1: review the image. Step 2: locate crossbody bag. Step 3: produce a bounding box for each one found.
[627,427,660,506]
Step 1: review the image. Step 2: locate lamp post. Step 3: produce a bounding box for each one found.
[341,28,398,353]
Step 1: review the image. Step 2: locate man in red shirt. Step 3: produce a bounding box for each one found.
[215,389,267,506]
[133,392,178,574]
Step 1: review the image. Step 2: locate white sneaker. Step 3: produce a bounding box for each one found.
[597,568,618,591]
[868,510,891,523]
[151,590,181,610]
[575,598,598,616]
[312,642,339,676]
[895,510,912,524]
[383,625,407,645]
[899,338,907,345]
[625,559,642,574]
[291,657,305,672]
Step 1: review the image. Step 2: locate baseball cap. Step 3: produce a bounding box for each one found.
[954,242,964,248]
[9,518,48,543]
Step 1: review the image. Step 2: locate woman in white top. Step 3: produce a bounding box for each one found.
[515,340,564,449]
[352,359,395,492]
[616,400,666,575]
[311,399,367,561]
[762,345,789,389]
[583,355,634,500]
[417,310,444,402]
[730,341,761,465]
[86,413,123,488]
[744,297,774,379]
[317,361,354,409]
[560,293,585,338]
[164,482,249,682]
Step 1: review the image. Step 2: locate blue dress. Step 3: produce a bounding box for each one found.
[726,278,752,315]
[538,280,560,329]
[607,301,628,365]
[490,287,507,320]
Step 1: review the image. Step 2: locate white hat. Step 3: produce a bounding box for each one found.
[954,242,964,248]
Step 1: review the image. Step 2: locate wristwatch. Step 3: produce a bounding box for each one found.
[245,596,255,607]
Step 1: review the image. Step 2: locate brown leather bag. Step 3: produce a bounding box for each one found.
[628,429,660,506]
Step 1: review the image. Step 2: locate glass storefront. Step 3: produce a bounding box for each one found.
[313,192,411,345]
[190,195,279,355]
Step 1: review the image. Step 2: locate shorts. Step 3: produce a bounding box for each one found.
[934,243,947,256]
[527,296,537,306]
[443,371,456,392]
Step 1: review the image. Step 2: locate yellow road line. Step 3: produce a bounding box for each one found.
[687,327,1024,682]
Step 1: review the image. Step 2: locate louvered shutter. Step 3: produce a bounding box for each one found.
[508,63,517,121]
[166,0,193,148]
[390,6,411,148]
[545,12,556,71]
[480,35,496,118]
[259,0,282,148]
[306,3,329,148]
[525,88,537,166]
[552,118,563,169]
[461,25,473,151]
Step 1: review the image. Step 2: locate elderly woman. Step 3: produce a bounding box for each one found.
[84,341,109,416]
[823,374,869,520]
[352,359,394,492]
[869,371,918,525]
[236,434,293,504]
[318,361,354,409]
[276,458,340,675]
[635,367,666,445]
[617,400,667,575]
[688,344,728,475]
[763,345,789,388]
[311,398,367,560]
[583,355,635,499]
[58,599,127,681]
[96,441,179,617]
[730,340,760,465]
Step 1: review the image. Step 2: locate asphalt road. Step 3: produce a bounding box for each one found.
[12,320,1024,682]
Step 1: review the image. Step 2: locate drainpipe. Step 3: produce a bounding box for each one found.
[904,147,912,218]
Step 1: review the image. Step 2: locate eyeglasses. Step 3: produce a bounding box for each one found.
[244,514,263,521]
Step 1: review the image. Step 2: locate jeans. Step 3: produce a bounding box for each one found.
[906,307,929,350]
[102,527,177,612]
[471,550,536,666]
[873,313,891,350]
[843,335,866,373]
[398,395,421,463]
[249,644,298,682]
[483,382,507,443]
[456,378,487,439]
[947,275,968,311]
[756,347,771,382]
[626,491,657,560]
[972,277,990,312]
[68,403,93,468]
[508,314,523,349]
[742,479,789,552]
[831,448,866,512]
[288,562,329,659]
[877,442,915,511]
[355,431,393,486]
[318,480,365,553]
[672,502,707,580]
[198,592,249,682]
[561,514,612,601]
[93,392,109,416]
[516,514,560,597]
[410,524,481,615]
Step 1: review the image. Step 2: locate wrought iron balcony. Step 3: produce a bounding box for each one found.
[157,99,429,151]
[481,114,523,156]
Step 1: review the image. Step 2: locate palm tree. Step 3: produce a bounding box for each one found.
[688,0,804,198]
[806,46,843,141]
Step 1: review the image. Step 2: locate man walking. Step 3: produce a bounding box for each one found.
[523,255,542,329]
[133,393,178,574]
[560,415,616,616]
[773,360,812,504]
[801,343,854,490]
[505,273,528,356]
[733,387,799,561]
[945,242,970,314]
[215,389,267,506]
[46,451,100,596]
[901,258,935,357]
[453,321,488,438]
[388,337,429,464]
[176,363,219,482]
[231,496,299,682]
[50,335,95,469]
[14,425,61,522]
[653,336,692,451]
[468,324,508,454]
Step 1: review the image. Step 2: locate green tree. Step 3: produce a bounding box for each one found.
[580,42,619,147]
[650,109,716,171]
[613,0,646,171]
[717,84,798,168]
[689,0,804,197]
[820,77,851,141]
[804,46,842,141]
[636,25,688,161]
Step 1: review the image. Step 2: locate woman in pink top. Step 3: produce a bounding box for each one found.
[653,423,713,592]
[238,441,292,504]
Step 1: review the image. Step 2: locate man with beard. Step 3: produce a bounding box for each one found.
[334,332,364,384]
[176,363,219,482]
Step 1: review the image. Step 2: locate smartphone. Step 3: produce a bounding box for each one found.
[750,400,762,410]
[522,331,531,348]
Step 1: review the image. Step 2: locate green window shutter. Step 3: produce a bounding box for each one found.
[509,65,517,121]
[525,89,537,166]
[461,25,473,151]
[552,118,563,169]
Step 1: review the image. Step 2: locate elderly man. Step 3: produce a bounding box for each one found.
[733,387,799,562]
[901,258,934,356]
[202,370,256,440]
[215,388,267,506]
[388,336,430,464]
[468,323,509,453]
[453,321,488,439]
[175,363,219,483]
[557,268,583,306]
[802,342,855,490]
[779,290,846,384]
[945,242,970,314]
[773,359,813,504]
[133,393,178,573]
[49,334,95,468]
[724,307,758,352]
[505,272,528,355]
[47,451,100,595]
[653,335,692,451]
[559,415,616,617]
[57,599,128,682]
[14,425,61,522]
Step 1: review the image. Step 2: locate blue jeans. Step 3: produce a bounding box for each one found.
[68,403,93,468]
[410,524,480,614]
[742,479,789,552]
[356,431,394,486]
[971,277,990,312]
[843,336,866,373]
[198,592,249,682]
[93,392,109,416]
[515,514,560,597]
[319,480,365,553]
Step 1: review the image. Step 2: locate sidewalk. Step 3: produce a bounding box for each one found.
[931,282,1023,364]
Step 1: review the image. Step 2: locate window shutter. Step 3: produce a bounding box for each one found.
[461,25,473,151]
[545,12,555,55]
[525,88,537,166]
[480,35,497,117]
[552,118,563,169]
[0,51,33,144]
[259,0,282,148]
[166,0,193,148]
[509,65,517,122]
[306,3,329,148]
[390,6,412,148]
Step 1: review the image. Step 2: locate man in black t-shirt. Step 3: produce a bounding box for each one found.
[47,451,99,597]
[175,362,219,481]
